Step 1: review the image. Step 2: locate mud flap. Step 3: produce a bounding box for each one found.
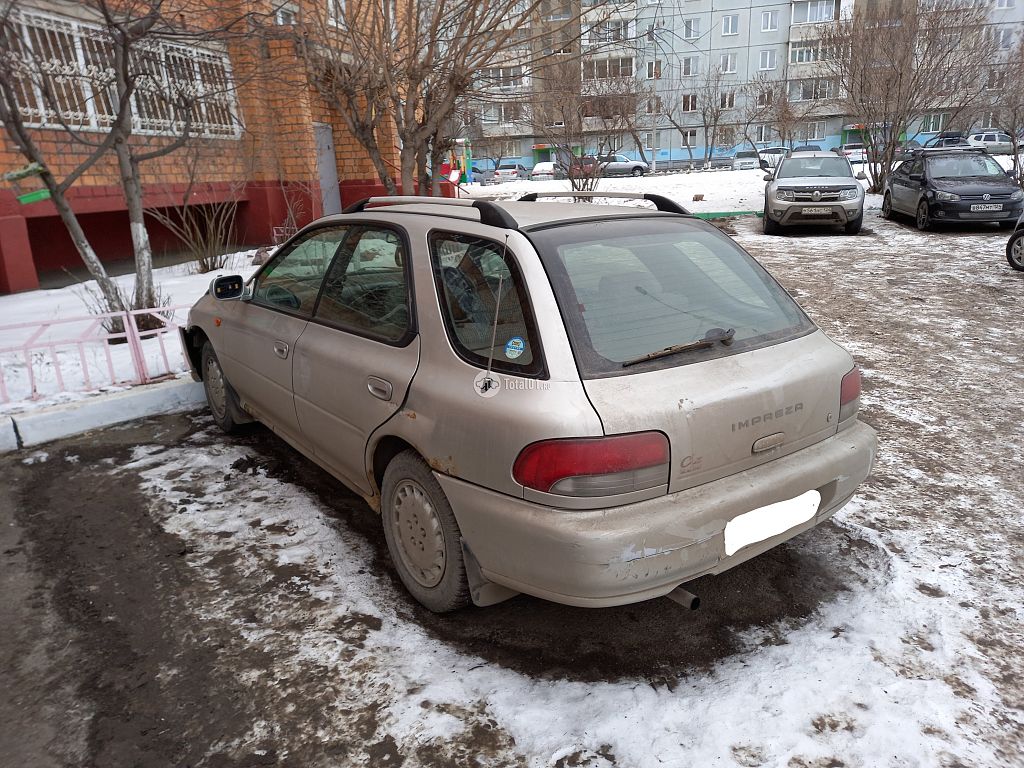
[461,539,520,607]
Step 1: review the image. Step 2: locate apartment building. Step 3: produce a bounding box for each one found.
[0,0,399,294]
[470,0,1023,168]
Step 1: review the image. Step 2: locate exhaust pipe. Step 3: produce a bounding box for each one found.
[666,586,701,610]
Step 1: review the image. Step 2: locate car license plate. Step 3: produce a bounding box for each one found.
[803,207,831,215]
[971,203,1002,212]
[723,490,821,556]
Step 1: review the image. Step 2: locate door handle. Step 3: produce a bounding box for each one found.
[273,340,290,359]
[367,376,393,401]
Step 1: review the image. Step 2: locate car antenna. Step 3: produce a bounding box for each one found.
[478,235,509,395]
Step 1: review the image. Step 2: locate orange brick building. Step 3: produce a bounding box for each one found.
[0,1,402,294]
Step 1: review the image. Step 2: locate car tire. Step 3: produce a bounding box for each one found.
[763,205,781,235]
[844,212,863,235]
[201,341,248,434]
[1007,229,1024,272]
[881,193,893,220]
[916,200,932,232]
[381,450,471,613]
[631,167,644,177]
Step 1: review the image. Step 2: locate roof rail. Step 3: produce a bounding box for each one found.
[516,191,692,215]
[341,196,519,229]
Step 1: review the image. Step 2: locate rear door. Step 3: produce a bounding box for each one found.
[529,217,848,493]
[292,226,419,494]
[218,227,345,442]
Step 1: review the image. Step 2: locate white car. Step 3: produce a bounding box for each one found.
[732,150,760,170]
[529,161,561,181]
[835,143,866,163]
[966,132,1015,155]
[760,147,791,168]
[494,163,528,182]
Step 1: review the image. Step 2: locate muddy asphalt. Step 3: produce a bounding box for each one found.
[1,213,1021,766]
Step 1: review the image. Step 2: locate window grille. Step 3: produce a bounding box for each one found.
[5,9,241,139]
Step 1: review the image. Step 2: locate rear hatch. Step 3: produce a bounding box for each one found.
[527,215,852,492]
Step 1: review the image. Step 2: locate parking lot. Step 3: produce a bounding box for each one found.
[2,212,1022,767]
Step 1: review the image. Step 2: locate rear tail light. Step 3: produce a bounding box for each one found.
[839,365,861,423]
[513,431,670,497]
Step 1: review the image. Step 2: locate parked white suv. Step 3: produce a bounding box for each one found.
[763,152,867,235]
[966,132,1015,155]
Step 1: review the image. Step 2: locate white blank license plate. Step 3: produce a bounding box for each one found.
[802,207,831,215]
[724,490,822,556]
[971,203,1002,211]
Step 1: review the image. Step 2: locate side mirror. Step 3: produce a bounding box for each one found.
[909,173,923,182]
[763,173,773,181]
[759,159,770,170]
[210,274,244,301]
[856,171,867,180]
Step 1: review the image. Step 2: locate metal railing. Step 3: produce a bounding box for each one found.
[0,305,192,405]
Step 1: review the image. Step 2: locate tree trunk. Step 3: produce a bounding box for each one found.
[399,143,418,196]
[48,181,125,313]
[114,140,156,308]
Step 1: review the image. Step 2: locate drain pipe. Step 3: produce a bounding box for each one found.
[666,586,701,610]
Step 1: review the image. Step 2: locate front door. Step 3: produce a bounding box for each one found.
[219,226,348,443]
[293,226,420,494]
[314,122,342,216]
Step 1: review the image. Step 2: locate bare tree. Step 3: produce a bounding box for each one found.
[970,38,1024,185]
[818,0,997,193]
[0,0,254,311]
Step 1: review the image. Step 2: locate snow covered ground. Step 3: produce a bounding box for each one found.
[14,206,1017,765]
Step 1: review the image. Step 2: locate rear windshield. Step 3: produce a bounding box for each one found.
[777,156,853,178]
[528,218,814,378]
[927,154,1007,178]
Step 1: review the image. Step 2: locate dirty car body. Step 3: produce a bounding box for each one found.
[183,196,876,612]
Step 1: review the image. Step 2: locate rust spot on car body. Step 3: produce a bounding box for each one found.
[428,456,457,475]
[404,410,417,420]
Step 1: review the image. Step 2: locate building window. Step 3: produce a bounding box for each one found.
[757,89,773,107]
[989,26,1015,50]
[720,90,736,109]
[647,60,662,79]
[681,93,697,111]
[720,52,737,73]
[682,18,700,39]
[480,66,525,89]
[987,68,1007,90]
[643,130,664,149]
[6,9,240,138]
[679,128,698,147]
[722,14,739,35]
[645,96,663,114]
[789,78,836,101]
[681,56,700,75]
[982,111,998,129]
[792,0,835,24]
[920,113,949,133]
[790,40,831,64]
[996,0,1015,8]
[274,5,298,25]
[759,50,776,70]
[754,124,772,143]
[583,57,634,80]
[761,10,778,31]
[483,103,522,124]
[327,0,345,25]
[544,2,572,21]
[588,19,632,43]
[806,120,826,140]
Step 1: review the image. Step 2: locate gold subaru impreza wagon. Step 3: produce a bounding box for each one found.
[182,193,876,613]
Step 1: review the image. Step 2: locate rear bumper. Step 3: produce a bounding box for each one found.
[439,421,877,607]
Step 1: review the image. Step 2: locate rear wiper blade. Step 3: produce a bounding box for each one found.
[622,328,735,367]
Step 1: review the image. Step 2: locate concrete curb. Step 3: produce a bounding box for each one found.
[3,378,206,451]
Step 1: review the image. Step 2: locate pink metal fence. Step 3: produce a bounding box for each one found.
[0,305,192,404]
